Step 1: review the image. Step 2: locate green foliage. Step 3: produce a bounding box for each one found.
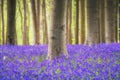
[55,68,61,74]
[97,57,102,64]
[39,55,45,62]
[87,57,93,63]
[115,60,120,65]
[41,66,45,71]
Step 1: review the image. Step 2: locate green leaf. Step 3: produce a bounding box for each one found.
[41,66,45,71]
[95,71,98,75]
[55,69,61,74]
[115,61,120,64]
[87,57,92,63]
[97,57,101,64]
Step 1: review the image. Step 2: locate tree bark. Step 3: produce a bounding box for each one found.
[0,0,1,44]
[66,0,69,44]
[118,0,120,42]
[69,0,72,44]
[23,0,28,45]
[99,0,105,43]
[104,0,117,43]
[66,0,72,44]
[6,0,16,45]
[85,0,99,45]
[31,0,40,44]
[17,0,23,37]
[47,0,68,60]
[1,0,5,44]
[80,0,86,44]
[75,0,79,44]
[42,0,48,44]
[36,0,40,44]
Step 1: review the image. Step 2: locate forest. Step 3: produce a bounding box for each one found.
[0,0,120,79]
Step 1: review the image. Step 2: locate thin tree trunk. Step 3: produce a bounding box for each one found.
[47,0,68,60]
[99,0,105,43]
[23,0,28,45]
[66,0,69,44]
[117,0,120,42]
[80,0,86,44]
[85,0,99,45]
[31,0,40,44]
[26,0,30,45]
[66,0,72,44]
[69,0,72,44]
[1,0,5,44]
[114,0,118,42]
[75,0,79,44]
[104,0,117,43]
[42,0,48,44]
[36,0,40,44]
[0,0,1,44]
[7,0,16,45]
[17,0,23,37]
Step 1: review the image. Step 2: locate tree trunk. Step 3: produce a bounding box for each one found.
[18,0,23,39]
[23,0,28,45]
[99,0,105,43]
[1,0,5,44]
[85,0,99,45]
[117,0,120,42]
[0,0,1,44]
[80,0,86,44]
[26,0,30,45]
[47,0,68,60]
[36,0,40,44]
[66,0,69,44]
[66,0,72,44]
[31,0,40,44]
[69,0,72,44]
[75,0,79,44]
[104,0,117,43]
[42,0,48,44]
[115,0,118,42]
[6,0,16,45]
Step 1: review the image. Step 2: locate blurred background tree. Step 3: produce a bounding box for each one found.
[0,0,119,45]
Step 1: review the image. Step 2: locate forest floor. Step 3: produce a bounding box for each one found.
[0,43,120,80]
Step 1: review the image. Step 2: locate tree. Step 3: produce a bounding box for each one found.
[99,0,105,43]
[47,0,68,60]
[1,0,5,44]
[75,0,79,44]
[0,0,1,44]
[42,0,48,44]
[80,0,86,44]
[104,0,117,43]
[66,0,69,44]
[30,0,40,44]
[23,0,29,45]
[85,0,100,45]
[66,0,72,44]
[68,0,72,44]
[6,0,17,45]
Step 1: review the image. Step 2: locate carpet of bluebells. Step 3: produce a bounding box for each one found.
[0,43,120,80]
